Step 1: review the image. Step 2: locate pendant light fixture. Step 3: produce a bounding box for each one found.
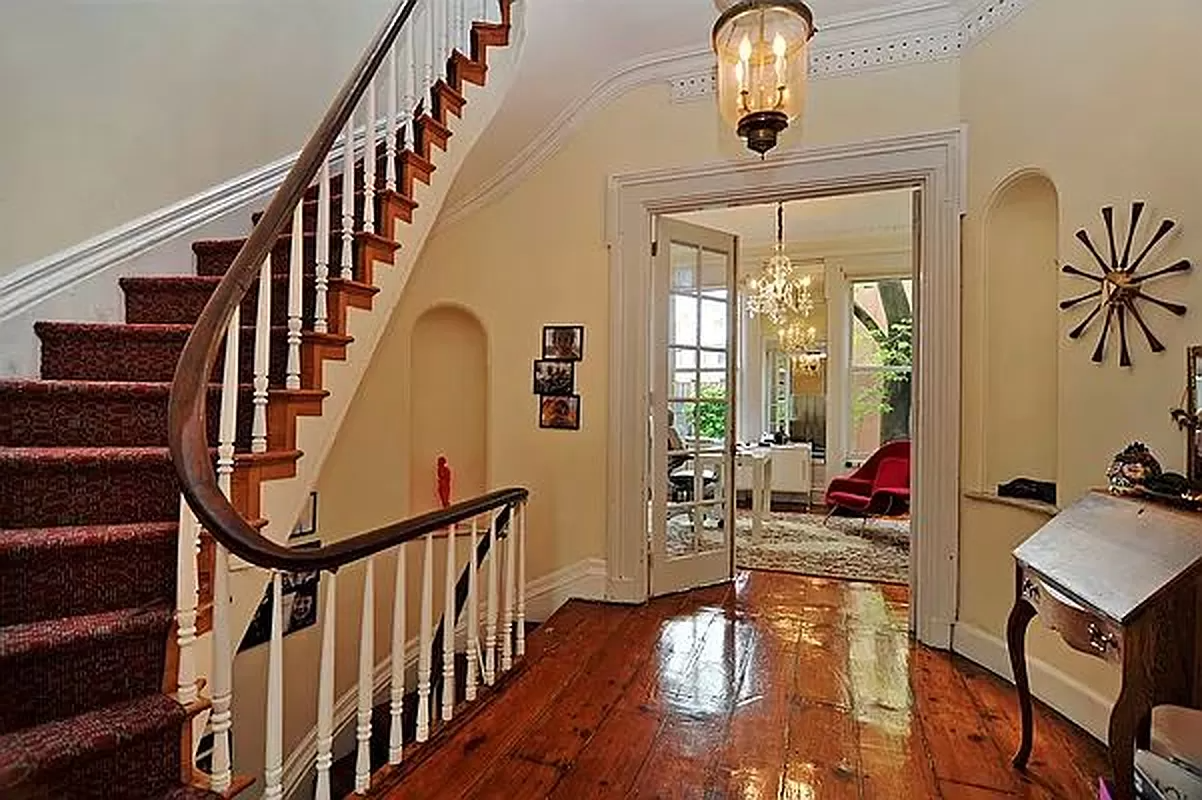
[712,0,815,156]
[744,203,814,325]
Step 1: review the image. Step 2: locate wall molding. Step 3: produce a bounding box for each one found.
[952,621,1113,744]
[281,557,606,798]
[437,0,1031,233]
[0,123,388,325]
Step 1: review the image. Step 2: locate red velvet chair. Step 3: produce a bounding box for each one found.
[824,440,911,519]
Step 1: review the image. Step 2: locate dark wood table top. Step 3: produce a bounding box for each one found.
[1014,490,1202,623]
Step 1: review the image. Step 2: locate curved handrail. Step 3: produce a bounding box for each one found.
[165,0,504,573]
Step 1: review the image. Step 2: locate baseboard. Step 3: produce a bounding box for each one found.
[281,556,607,798]
[951,621,1113,744]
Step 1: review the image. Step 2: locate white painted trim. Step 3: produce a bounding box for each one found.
[605,128,965,649]
[281,557,606,798]
[436,0,1030,233]
[952,621,1113,744]
[0,121,394,325]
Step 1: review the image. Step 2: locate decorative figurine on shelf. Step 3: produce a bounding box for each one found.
[437,455,452,509]
[1106,442,1163,496]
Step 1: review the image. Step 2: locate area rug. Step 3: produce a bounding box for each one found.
[666,511,910,584]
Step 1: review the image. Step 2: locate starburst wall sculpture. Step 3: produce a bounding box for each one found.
[1060,202,1192,367]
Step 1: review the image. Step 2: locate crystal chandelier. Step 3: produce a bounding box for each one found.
[777,320,817,354]
[712,1,815,156]
[743,203,813,325]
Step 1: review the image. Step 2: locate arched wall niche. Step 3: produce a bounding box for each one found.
[408,303,489,512]
[982,169,1060,489]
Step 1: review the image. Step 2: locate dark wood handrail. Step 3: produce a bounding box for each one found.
[165,0,514,573]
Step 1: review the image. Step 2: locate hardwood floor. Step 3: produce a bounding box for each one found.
[379,571,1110,799]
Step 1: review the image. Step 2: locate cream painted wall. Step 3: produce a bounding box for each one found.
[310,58,960,589]
[0,0,395,272]
[959,0,1202,708]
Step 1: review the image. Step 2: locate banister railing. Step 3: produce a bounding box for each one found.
[162,0,519,796]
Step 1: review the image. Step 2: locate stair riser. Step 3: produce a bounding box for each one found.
[0,534,175,626]
[0,459,180,528]
[0,386,251,448]
[124,277,316,327]
[194,235,361,281]
[39,328,290,384]
[12,720,185,800]
[0,616,170,734]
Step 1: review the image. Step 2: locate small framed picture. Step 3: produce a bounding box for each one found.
[533,359,575,396]
[543,325,585,361]
[540,395,581,430]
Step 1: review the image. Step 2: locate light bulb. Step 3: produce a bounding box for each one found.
[773,33,787,58]
[739,34,753,62]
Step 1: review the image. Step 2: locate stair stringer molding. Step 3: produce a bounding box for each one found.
[221,1,528,674]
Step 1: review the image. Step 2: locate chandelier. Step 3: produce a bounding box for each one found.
[793,350,827,375]
[743,203,814,325]
[712,1,815,156]
[777,320,817,354]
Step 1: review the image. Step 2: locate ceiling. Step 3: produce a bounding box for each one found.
[444,0,964,212]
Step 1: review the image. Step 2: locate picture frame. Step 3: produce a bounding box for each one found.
[237,542,321,651]
[542,324,585,361]
[540,394,581,430]
[533,359,575,396]
[290,491,318,540]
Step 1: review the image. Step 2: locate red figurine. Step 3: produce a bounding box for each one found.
[436,456,452,509]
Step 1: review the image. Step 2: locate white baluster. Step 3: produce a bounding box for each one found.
[484,0,499,25]
[441,525,456,721]
[388,542,407,764]
[402,20,417,151]
[484,512,497,686]
[416,531,434,741]
[264,572,284,800]
[354,558,375,794]
[174,501,200,706]
[457,0,468,58]
[442,0,454,70]
[517,502,527,658]
[286,204,303,391]
[386,46,398,194]
[422,0,435,97]
[210,305,240,794]
[315,573,337,800]
[251,255,271,453]
[363,80,376,236]
[340,119,354,280]
[465,517,479,701]
[501,506,515,673]
[477,0,489,28]
[314,157,331,334]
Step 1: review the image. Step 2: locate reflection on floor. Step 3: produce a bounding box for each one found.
[666,510,910,583]
[381,572,1109,799]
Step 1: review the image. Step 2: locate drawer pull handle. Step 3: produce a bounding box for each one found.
[1021,578,1040,604]
[1088,623,1118,654]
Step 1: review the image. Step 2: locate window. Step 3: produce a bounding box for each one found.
[849,278,913,459]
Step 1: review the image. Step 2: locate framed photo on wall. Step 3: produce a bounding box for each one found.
[542,325,584,361]
[533,359,575,396]
[540,395,581,430]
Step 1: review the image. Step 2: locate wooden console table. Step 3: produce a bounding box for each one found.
[1007,491,1202,800]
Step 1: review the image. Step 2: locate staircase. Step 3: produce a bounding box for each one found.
[0,1,522,796]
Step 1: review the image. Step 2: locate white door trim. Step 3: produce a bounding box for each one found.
[604,127,966,648]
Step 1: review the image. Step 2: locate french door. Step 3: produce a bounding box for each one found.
[649,217,738,596]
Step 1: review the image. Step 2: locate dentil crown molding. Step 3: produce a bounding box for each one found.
[436,0,1030,232]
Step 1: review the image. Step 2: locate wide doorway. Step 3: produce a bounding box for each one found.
[653,189,916,591]
[606,130,964,647]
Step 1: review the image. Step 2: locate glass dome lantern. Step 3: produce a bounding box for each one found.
[712,0,814,156]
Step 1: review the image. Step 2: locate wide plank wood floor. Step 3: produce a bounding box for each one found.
[379,571,1110,799]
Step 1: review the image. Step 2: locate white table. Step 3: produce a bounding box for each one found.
[736,450,773,542]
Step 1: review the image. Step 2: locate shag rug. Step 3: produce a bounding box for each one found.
[667,510,910,584]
